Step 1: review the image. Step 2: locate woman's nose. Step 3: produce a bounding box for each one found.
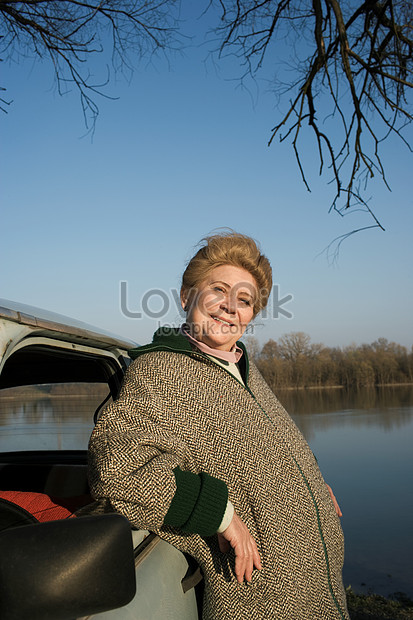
[220,295,236,314]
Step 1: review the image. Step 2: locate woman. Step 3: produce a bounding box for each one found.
[88,232,349,619]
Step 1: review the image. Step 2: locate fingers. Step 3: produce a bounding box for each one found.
[253,544,262,572]
[234,533,261,583]
[334,500,343,518]
[326,483,343,517]
[219,512,262,583]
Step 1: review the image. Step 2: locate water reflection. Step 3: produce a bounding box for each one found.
[277,386,413,442]
[279,386,413,599]
[0,384,108,452]
[277,384,413,416]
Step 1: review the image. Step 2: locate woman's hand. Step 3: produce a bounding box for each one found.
[217,511,262,583]
[326,483,342,517]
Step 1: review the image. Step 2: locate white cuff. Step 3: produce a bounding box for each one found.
[217,500,234,533]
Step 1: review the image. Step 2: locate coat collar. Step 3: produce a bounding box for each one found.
[128,327,191,359]
[128,326,248,373]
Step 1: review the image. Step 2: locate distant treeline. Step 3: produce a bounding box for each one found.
[245,333,413,389]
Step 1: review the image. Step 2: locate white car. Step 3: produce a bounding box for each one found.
[0,300,200,620]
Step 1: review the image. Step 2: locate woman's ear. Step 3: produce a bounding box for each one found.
[180,289,188,312]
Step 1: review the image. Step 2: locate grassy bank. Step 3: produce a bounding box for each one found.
[347,588,413,619]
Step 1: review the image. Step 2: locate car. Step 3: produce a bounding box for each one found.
[0,299,200,620]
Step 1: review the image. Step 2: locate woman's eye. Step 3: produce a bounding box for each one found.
[213,286,225,293]
[240,298,251,306]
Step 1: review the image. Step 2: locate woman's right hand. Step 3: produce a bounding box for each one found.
[217,511,262,583]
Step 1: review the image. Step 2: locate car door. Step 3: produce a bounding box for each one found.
[0,307,200,619]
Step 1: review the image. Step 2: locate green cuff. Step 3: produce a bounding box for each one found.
[163,467,228,537]
[183,471,228,536]
[164,467,201,527]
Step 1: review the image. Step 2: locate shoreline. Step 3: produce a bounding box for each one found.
[346,587,413,619]
[276,382,413,391]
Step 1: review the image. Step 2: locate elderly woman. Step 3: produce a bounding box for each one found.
[88,232,349,620]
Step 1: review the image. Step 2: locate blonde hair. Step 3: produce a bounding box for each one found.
[181,231,272,316]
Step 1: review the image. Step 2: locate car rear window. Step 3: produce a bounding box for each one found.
[0,383,110,452]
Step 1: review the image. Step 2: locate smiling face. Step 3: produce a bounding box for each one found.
[181,264,257,351]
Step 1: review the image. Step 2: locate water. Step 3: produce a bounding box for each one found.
[1,384,412,598]
[277,385,413,599]
[0,384,107,452]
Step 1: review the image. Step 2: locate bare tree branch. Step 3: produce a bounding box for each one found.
[0,0,182,131]
[2,1,412,229]
[212,0,413,227]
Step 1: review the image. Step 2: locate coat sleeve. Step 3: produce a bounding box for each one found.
[87,356,228,535]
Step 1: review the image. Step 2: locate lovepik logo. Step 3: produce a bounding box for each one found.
[119,282,293,321]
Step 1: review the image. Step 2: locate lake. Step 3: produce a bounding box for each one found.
[278,385,413,599]
[1,383,412,598]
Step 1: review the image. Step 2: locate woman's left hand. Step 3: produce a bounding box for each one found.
[217,511,262,583]
[326,483,342,517]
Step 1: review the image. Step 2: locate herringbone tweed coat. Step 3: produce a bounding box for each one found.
[88,336,349,620]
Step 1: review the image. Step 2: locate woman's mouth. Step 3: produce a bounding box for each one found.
[211,316,235,327]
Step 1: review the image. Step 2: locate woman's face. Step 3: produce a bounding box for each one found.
[181,264,257,351]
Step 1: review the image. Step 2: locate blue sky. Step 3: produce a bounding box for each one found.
[1,5,412,350]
